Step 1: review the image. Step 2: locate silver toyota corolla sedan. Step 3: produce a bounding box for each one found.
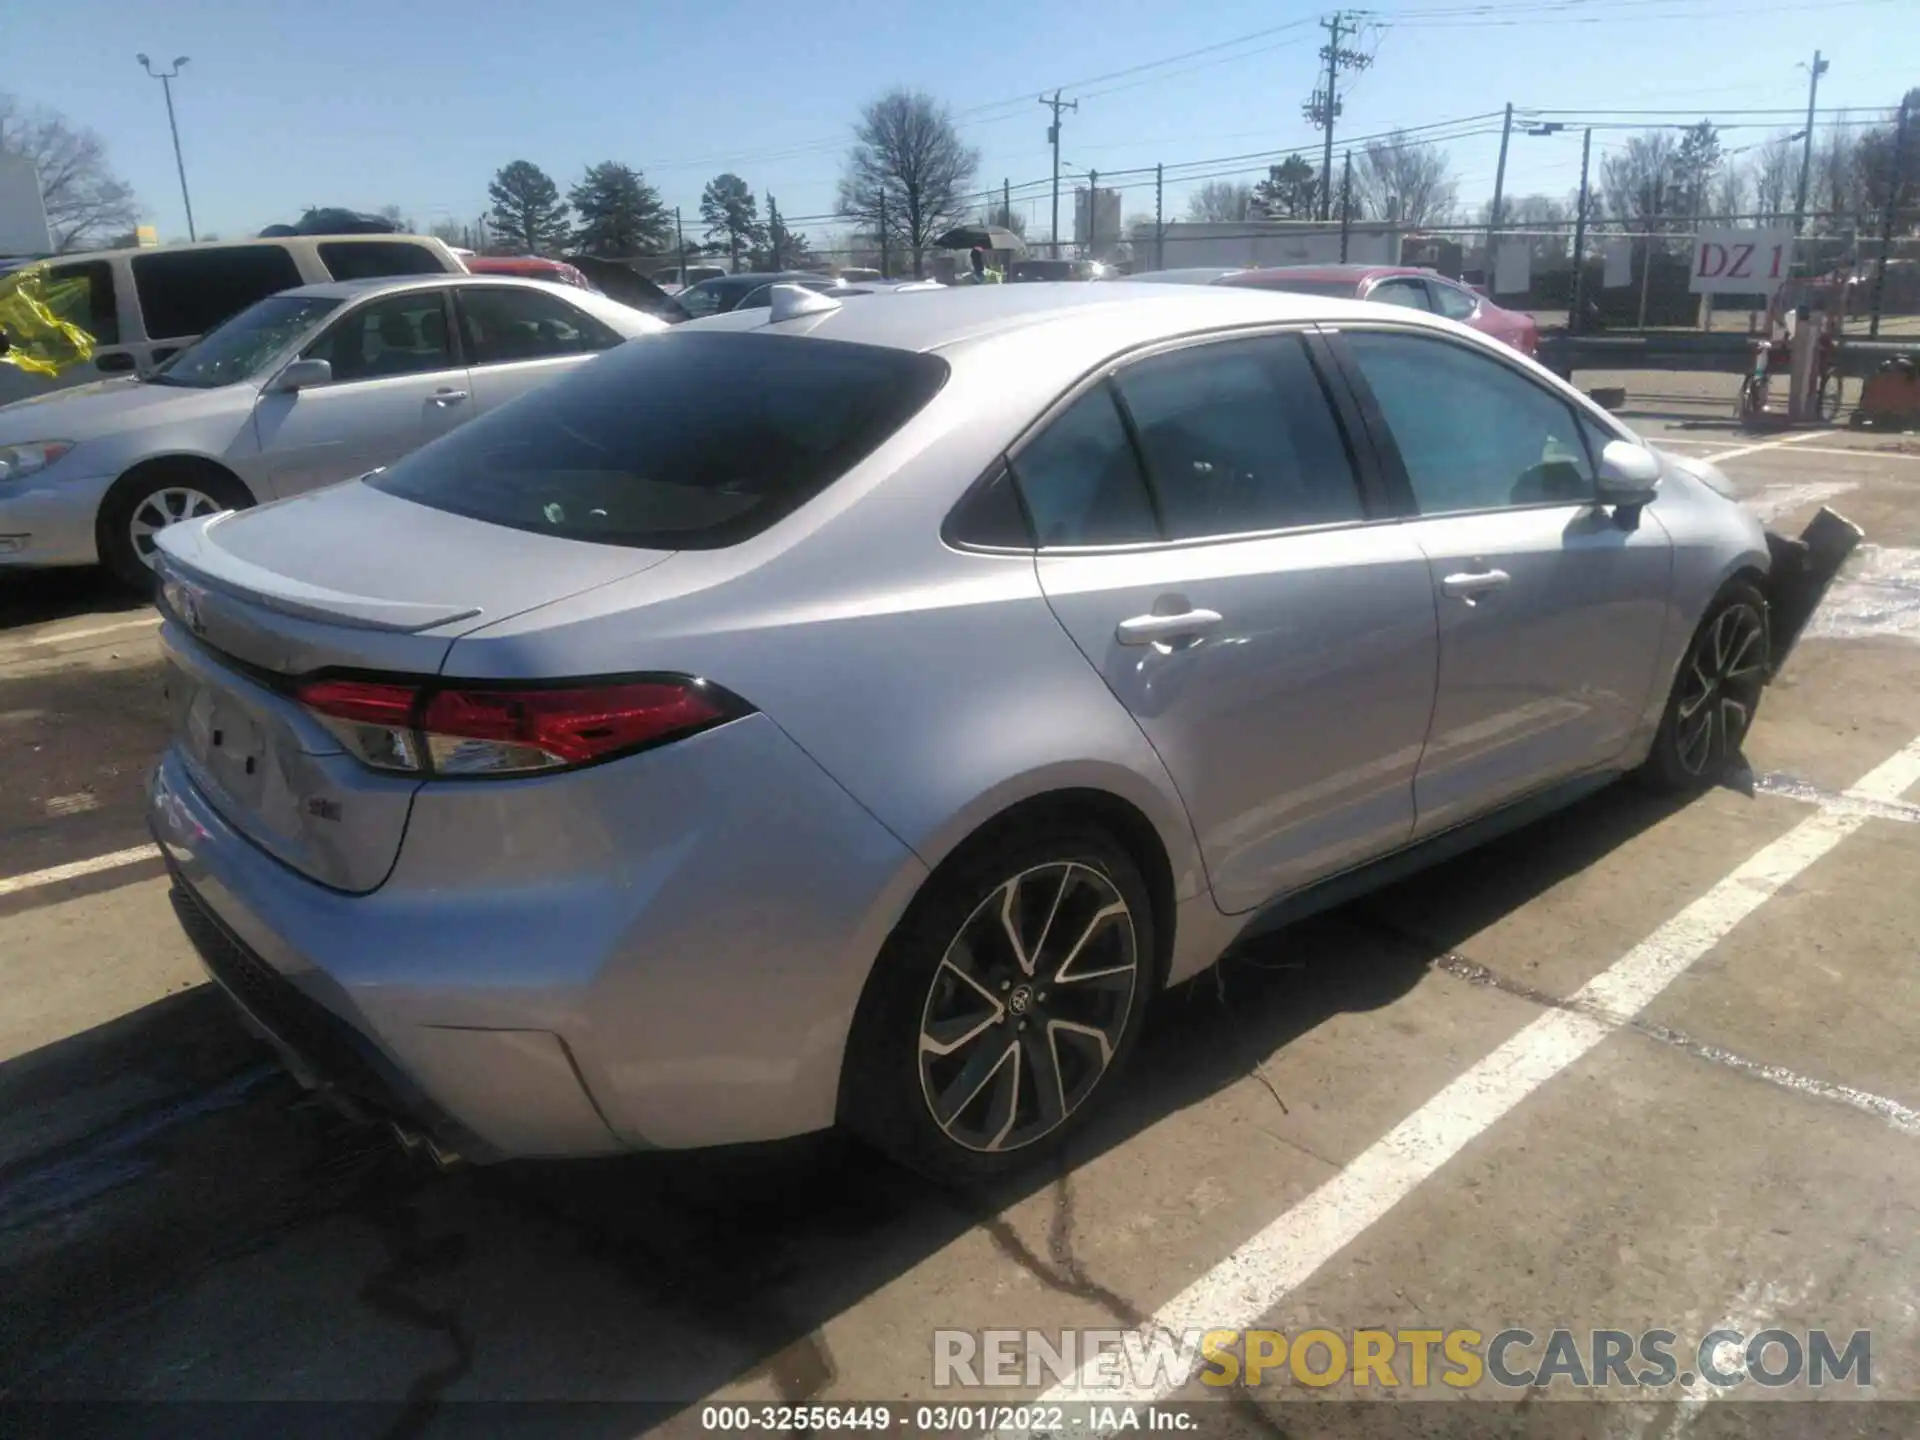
[147,282,1857,1184]
[0,275,666,586]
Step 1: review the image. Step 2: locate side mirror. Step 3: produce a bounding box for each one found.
[1595,439,1661,508]
[268,357,332,393]
[95,351,137,374]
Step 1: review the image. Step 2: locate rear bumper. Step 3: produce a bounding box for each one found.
[149,711,929,1158]
[1764,505,1864,676]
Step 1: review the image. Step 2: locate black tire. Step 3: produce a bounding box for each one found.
[839,821,1157,1187]
[1638,579,1770,793]
[97,462,253,591]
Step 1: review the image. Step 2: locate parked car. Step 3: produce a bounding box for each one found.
[676,270,838,317]
[1009,258,1109,282]
[0,274,666,585]
[650,263,728,293]
[1218,264,1540,356]
[462,255,592,289]
[0,234,469,407]
[147,283,1850,1184]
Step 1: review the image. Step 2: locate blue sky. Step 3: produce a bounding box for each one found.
[6,0,1912,246]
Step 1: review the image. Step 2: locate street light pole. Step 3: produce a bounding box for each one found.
[1792,50,1829,235]
[137,54,196,242]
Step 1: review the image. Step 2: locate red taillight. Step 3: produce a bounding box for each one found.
[294,675,742,777]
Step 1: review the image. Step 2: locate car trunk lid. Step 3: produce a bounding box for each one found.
[153,481,677,891]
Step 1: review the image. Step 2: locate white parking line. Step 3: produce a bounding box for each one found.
[1656,436,1920,463]
[0,844,160,898]
[1032,734,1920,1416]
[15,614,160,648]
[1696,431,1835,464]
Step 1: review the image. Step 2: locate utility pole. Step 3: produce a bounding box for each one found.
[1304,13,1371,221]
[768,195,781,269]
[137,55,196,242]
[1087,169,1099,259]
[878,191,890,279]
[1040,91,1078,259]
[675,206,686,282]
[1793,50,1829,235]
[1339,151,1353,260]
[1002,177,1011,231]
[1155,163,1165,270]
[1870,96,1910,338]
[1570,127,1594,335]
[1487,101,1515,270]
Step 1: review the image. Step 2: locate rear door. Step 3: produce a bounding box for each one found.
[253,287,472,498]
[454,284,629,414]
[1026,330,1440,914]
[1330,325,1672,836]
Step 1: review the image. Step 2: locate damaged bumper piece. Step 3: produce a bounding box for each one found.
[1763,505,1863,678]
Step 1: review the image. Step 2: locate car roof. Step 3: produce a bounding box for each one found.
[281,273,588,301]
[50,234,450,264]
[678,279,1394,356]
[1230,263,1427,284]
[1122,267,1250,284]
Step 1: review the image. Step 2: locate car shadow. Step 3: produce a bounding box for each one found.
[0,777,1699,1431]
[0,570,145,635]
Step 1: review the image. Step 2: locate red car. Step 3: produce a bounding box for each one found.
[461,254,594,289]
[1217,264,1540,358]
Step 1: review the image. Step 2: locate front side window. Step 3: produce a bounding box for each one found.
[1344,330,1595,514]
[131,245,304,341]
[457,286,621,364]
[1368,278,1432,312]
[150,294,341,388]
[43,261,120,345]
[1429,282,1479,321]
[1112,335,1363,539]
[304,291,455,381]
[1009,385,1159,547]
[370,332,948,550]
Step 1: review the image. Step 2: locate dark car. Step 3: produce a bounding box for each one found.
[678,271,837,317]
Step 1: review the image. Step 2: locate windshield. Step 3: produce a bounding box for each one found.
[150,294,342,388]
[677,280,734,317]
[369,331,949,550]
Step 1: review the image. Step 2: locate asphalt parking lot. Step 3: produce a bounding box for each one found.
[3,371,1919,1438]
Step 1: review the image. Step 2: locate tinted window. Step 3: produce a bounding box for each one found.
[370,332,948,550]
[1112,336,1362,538]
[1009,385,1159,547]
[1368,278,1432,311]
[1429,281,1479,321]
[150,294,341,388]
[43,260,119,345]
[1346,331,1595,513]
[132,245,304,341]
[455,286,622,365]
[319,241,449,281]
[304,291,454,381]
[945,466,1033,548]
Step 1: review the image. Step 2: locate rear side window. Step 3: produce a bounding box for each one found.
[1112,335,1362,538]
[455,286,622,364]
[43,260,120,345]
[1368,278,1433,312]
[1429,282,1479,320]
[1009,385,1159,547]
[369,332,948,549]
[132,245,303,341]
[319,241,449,280]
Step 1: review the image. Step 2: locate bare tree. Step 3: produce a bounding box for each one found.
[1712,164,1749,223]
[0,93,139,251]
[1185,181,1253,223]
[376,203,417,233]
[1750,133,1799,223]
[1478,193,1572,260]
[837,90,979,279]
[1354,133,1458,227]
[1600,130,1681,239]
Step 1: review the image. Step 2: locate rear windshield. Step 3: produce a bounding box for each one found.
[368,331,949,549]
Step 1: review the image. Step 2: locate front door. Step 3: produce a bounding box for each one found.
[1022,331,1440,914]
[252,288,471,498]
[1333,326,1672,836]
[454,284,628,414]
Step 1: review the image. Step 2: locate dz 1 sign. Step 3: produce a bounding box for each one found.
[1690,227,1793,295]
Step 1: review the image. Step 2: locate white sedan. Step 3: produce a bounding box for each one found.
[0,275,668,586]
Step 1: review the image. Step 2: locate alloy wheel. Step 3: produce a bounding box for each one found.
[130,486,224,567]
[917,861,1139,1154]
[1674,602,1766,776]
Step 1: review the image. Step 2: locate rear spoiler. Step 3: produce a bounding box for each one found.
[1765,506,1863,678]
